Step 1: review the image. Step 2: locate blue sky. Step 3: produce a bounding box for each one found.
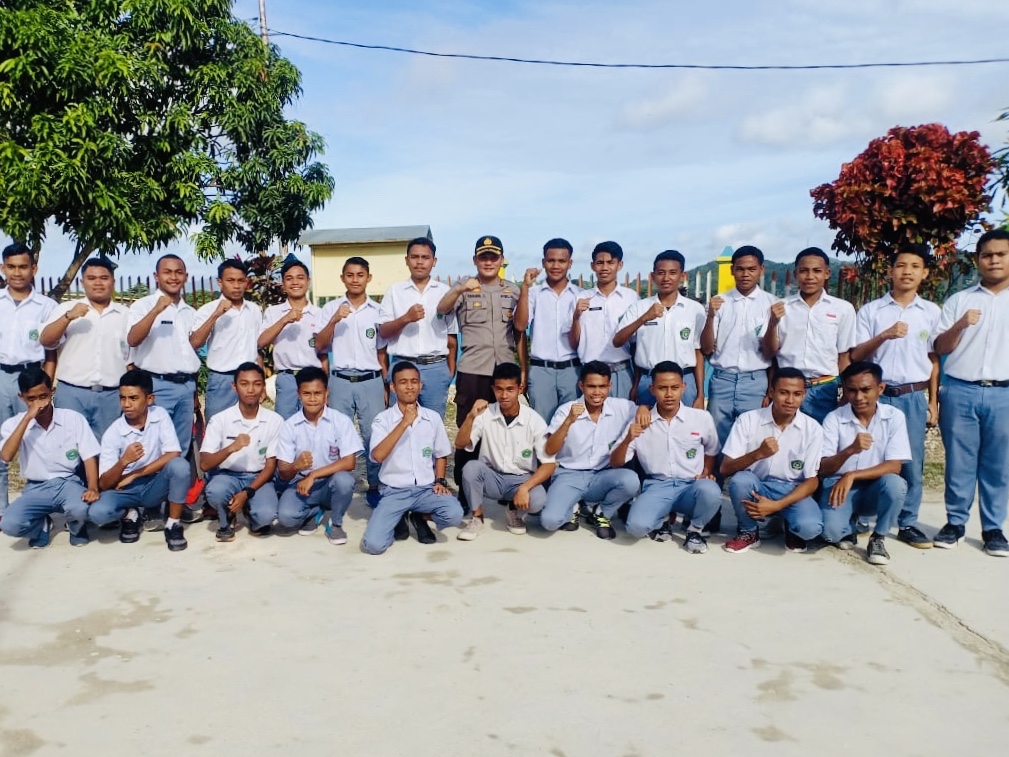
[30,0,1009,286]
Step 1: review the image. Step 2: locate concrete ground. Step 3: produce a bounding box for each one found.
[1,491,1007,757]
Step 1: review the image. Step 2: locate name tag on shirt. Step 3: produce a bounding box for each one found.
[588,306,602,312]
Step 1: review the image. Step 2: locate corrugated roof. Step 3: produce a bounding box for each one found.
[299,225,432,246]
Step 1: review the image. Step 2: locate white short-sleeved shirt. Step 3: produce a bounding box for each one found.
[937,283,1009,382]
[260,301,324,371]
[854,294,940,385]
[574,286,636,364]
[191,297,263,372]
[722,407,823,482]
[465,403,555,475]
[774,292,856,378]
[622,404,720,479]
[44,300,130,387]
[321,297,387,372]
[379,279,458,358]
[274,407,364,478]
[1,408,100,481]
[0,288,57,365]
[370,404,452,488]
[201,404,284,474]
[709,287,777,371]
[547,397,637,470]
[821,403,911,475]
[618,295,705,370]
[99,405,181,476]
[527,282,580,361]
[127,292,200,374]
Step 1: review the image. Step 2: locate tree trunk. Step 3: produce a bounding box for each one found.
[48,243,94,302]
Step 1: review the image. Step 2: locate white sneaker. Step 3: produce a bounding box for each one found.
[457,516,483,541]
[505,507,527,535]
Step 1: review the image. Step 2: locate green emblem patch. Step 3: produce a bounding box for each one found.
[422,446,433,458]
[366,327,376,339]
[685,448,697,459]
[28,329,39,341]
[521,449,533,458]
[754,324,763,336]
[791,460,804,470]
[309,335,316,348]
[679,327,691,340]
[258,447,267,455]
[66,448,79,461]
[918,330,929,342]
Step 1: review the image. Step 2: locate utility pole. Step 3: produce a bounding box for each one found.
[259,0,269,43]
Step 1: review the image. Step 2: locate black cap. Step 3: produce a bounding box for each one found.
[474,236,504,256]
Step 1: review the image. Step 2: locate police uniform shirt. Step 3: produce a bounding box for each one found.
[622,405,720,479]
[721,407,823,482]
[44,300,130,388]
[454,279,519,376]
[936,283,1009,382]
[201,404,284,474]
[192,297,263,372]
[574,286,636,365]
[855,294,940,385]
[821,403,912,475]
[0,288,57,365]
[546,398,637,470]
[370,404,452,488]
[127,292,201,374]
[99,405,182,477]
[528,282,580,361]
[379,279,458,358]
[618,295,705,370]
[261,301,324,371]
[274,406,364,477]
[709,287,778,371]
[321,297,386,372]
[465,403,555,476]
[0,407,100,481]
[774,292,856,378]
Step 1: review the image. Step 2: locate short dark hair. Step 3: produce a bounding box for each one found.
[295,366,328,388]
[491,362,523,384]
[119,368,154,395]
[343,256,370,272]
[391,360,419,380]
[653,250,685,271]
[543,238,573,257]
[81,257,115,276]
[281,258,310,278]
[233,361,265,381]
[17,366,52,393]
[771,367,806,387]
[2,242,33,262]
[841,360,883,384]
[650,360,684,380]
[732,245,764,265]
[977,228,1009,254]
[406,237,436,256]
[579,360,612,382]
[218,259,248,278]
[794,247,830,268]
[591,241,623,262]
[155,253,185,273]
[889,242,931,267]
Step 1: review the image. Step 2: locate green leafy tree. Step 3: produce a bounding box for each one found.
[994,106,1009,226]
[0,0,334,299]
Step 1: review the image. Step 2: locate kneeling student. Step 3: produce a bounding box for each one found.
[199,362,284,541]
[721,367,825,554]
[361,361,463,554]
[0,367,102,548]
[89,369,192,551]
[541,361,643,539]
[610,361,721,553]
[456,362,556,540]
[818,361,911,565]
[275,367,362,545]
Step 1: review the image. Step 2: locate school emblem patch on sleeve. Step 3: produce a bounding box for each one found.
[679,327,691,340]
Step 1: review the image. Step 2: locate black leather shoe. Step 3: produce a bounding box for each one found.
[394,513,410,541]
[411,512,436,544]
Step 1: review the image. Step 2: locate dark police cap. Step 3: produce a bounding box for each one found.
[474,236,504,256]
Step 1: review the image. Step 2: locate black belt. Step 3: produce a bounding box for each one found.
[208,369,235,376]
[275,369,295,375]
[530,357,581,370]
[150,372,196,384]
[397,354,446,365]
[332,369,382,383]
[60,380,118,392]
[963,378,1009,388]
[0,361,41,374]
[883,381,929,397]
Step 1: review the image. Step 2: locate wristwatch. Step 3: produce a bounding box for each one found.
[242,486,256,499]
[435,478,449,487]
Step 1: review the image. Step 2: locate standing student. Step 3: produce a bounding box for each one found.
[190,260,263,420]
[513,238,582,422]
[933,228,1009,556]
[377,237,457,419]
[849,243,940,548]
[0,242,57,516]
[41,257,130,440]
[569,241,638,399]
[613,251,706,409]
[258,256,327,419]
[316,256,388,507]
[761,247,856,423]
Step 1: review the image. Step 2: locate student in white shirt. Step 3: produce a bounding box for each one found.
[720,367,824,554]
[455,362,556,540]
[818,362,911,566]
[190,260,263,420]
[199,363,283,542]
[361,361,463,555]
[762,247,856,423]
[613,250,706,409]
[933,228,1009,555]
[0,367,101,548]
[41,257,130,440]
[610,361,721,553]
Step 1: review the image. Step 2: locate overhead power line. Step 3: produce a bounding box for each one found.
[267,29,1009,71]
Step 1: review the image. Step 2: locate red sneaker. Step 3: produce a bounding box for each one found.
[724,530,761,553]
